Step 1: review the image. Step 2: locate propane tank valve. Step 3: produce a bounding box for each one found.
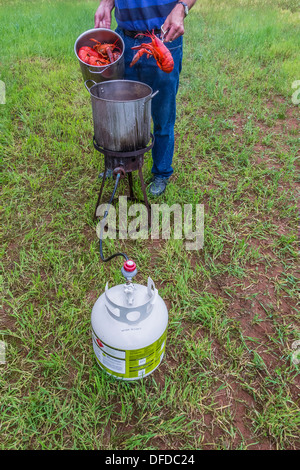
[121,259,137,282]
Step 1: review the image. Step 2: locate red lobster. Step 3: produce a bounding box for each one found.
[78,39,121,66]
[89,38,121,64]
[78,46,102,65]
[130,30,174,73]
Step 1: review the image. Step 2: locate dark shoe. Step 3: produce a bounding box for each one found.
[98,169,113,179]
[148,176,169,196]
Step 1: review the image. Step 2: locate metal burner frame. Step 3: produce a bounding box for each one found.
[93,134,154,221]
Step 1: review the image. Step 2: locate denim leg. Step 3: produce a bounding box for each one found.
[116,28,183,178]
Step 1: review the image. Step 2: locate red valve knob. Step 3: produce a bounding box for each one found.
[123,260,136,272]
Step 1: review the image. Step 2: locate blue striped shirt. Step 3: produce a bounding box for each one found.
[115,0,177,31]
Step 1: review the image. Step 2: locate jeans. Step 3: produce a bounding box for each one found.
[116,27,183,178]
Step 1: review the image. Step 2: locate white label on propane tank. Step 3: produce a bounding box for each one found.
[138,357,147,366]
[92,332,125,359]
[97,349,126,374]
[101,343,125,359]
[138,369,146,377]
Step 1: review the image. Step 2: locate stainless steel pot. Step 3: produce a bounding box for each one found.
[74,28,125,83]
[85,80,159,152]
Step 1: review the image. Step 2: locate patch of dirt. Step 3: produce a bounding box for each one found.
[0,302,17,332]
[224,102,298,163]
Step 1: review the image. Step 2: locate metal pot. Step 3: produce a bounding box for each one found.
[74,28,125,83]
[85,80,159,152]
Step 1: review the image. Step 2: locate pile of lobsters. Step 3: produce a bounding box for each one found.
[78,39,121,66]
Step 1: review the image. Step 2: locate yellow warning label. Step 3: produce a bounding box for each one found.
[92,329,167,379]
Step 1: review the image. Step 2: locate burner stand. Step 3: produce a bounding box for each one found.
[93,135,154,221]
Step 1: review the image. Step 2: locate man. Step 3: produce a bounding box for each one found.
[94,0,197,196]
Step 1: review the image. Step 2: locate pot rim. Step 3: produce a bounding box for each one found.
[74,27,125,69]
[88,79,153,103]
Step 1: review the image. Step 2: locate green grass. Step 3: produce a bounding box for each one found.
[1,0,300,450]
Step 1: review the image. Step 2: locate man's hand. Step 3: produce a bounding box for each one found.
[94,0,115,29]
[162,1,197,42]
[162,3,185,42]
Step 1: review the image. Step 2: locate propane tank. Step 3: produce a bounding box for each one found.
[91,260,168,380]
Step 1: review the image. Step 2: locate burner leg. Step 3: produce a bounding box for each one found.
[94,167,107,220]
[138,165,151,227]
[128,172,135,200]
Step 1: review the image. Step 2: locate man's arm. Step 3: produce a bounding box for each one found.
[162,0,197,42]
[94,0,115,29]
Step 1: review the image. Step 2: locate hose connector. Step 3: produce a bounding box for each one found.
[121,260,137,281]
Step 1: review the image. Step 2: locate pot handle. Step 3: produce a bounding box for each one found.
[84,79,96,92]
[144,90,159,104]
[88,65,110,75]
